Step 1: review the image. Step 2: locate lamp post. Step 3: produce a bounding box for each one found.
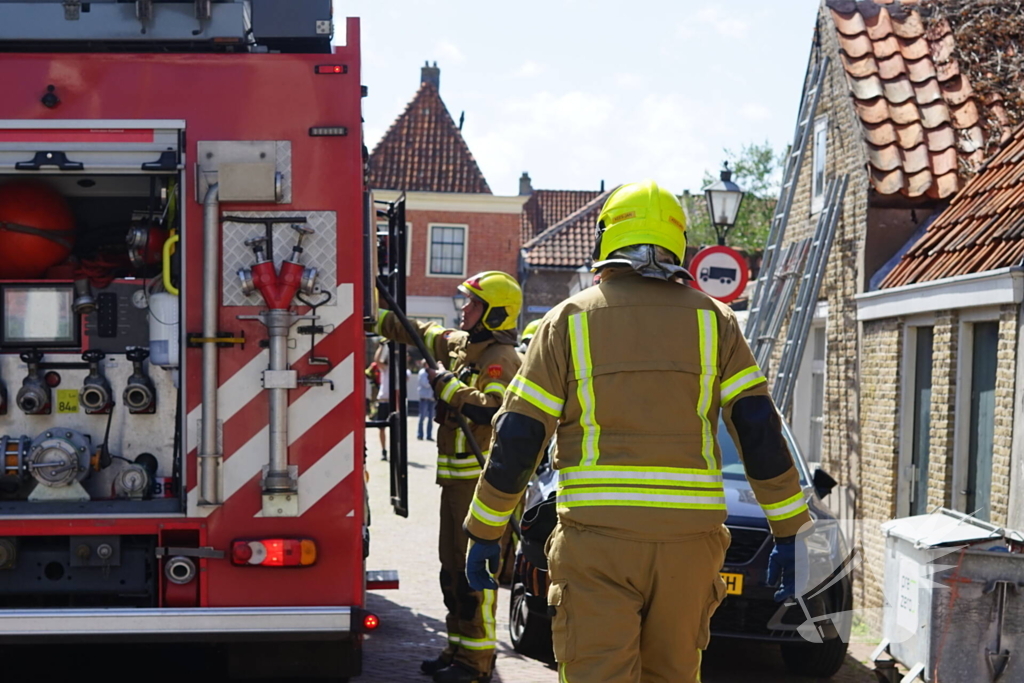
[703,161,745,246]
[569,264,594,296]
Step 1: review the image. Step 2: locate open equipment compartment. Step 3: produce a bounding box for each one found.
[0,120,185,516]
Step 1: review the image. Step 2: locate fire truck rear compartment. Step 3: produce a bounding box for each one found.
[0,534,157,607]
[0,170,184,516]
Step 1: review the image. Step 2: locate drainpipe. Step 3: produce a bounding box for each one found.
[200,184,222,506]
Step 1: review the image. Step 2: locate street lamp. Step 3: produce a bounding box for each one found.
[703,162,745,246]
[569,264,594,296]
[452,292,468,313]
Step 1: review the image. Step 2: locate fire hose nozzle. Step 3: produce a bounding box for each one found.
[289,224,316,261]
[244,236,269,263]
[237,268,256,296]
[300,267,318,296]
[72,278,96,315]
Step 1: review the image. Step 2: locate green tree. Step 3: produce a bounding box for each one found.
[681,141,782,251]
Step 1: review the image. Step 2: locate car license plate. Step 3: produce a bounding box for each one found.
[720,572,743,595]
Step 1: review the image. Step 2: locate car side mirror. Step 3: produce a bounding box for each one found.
[813,468,837,499]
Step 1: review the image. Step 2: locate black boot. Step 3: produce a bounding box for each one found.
[433,662,491,683]
[420,652,453,676]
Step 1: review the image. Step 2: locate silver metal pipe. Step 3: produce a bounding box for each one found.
[199,183,222,506]
[264,309,293,492]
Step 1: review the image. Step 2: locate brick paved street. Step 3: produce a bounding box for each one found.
[360,420,881,682]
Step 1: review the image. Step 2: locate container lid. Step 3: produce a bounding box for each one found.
[881,508,1024,548]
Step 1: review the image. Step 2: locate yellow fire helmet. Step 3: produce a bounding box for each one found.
[458,270,522,331]
[521,318,542,345]
[594,179,687,264]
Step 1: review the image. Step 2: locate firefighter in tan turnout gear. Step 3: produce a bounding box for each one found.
[464,181,812,683]
[373,271,523,683]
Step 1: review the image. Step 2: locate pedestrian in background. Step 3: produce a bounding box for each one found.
[418,359,435,441]
[374,340,390,461]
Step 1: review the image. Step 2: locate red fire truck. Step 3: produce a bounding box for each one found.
[0,3,409,679]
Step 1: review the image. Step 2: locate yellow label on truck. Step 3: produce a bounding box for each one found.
[57,389,79,413]
[720,572,744,595]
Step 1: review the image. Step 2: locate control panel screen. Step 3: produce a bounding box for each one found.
[1,286,77,347]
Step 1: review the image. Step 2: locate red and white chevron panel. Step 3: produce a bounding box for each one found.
[186,283,356,518]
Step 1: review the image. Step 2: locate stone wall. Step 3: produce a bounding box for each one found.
[858,319,902,625]
[927,311,959,510]
[990,305,1018,526]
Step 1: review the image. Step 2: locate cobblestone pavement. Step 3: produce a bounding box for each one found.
[360,420,882,683]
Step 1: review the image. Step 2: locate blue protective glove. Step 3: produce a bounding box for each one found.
[766,537,796,603]
[466,540,501,592]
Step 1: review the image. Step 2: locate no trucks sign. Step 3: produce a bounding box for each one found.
[689,245,749,303]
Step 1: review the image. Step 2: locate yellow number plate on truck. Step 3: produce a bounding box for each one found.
[720,572,744,595]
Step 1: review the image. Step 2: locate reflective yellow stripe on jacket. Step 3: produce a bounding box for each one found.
[569,312,600,466]
[762,491,809,521]
[508,376,564,416]
[437,454,484,480]
[696,309,718,470]
[556,464,727,511]
[721,366,767,404]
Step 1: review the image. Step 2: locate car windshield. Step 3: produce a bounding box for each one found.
[718,418,810,485]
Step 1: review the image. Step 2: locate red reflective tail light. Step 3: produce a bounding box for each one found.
[363,613,380,630]
[231,539,317,567]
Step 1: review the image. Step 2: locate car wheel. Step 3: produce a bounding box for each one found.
[509,581,553,662]
[779,637,849,678]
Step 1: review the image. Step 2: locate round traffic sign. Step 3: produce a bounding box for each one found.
[689,245,749,303]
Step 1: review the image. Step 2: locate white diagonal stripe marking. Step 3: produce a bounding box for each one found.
[186,284,353,454]
[254,433,354,517]
[187,354,354,516]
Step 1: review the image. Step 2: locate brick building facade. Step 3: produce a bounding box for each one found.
[368,64,525,328]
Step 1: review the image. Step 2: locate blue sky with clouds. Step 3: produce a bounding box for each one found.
[337,0,820,197]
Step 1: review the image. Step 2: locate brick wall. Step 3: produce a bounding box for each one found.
[927,311,959,510]
[858,319,902,626]
[404,208,520,297]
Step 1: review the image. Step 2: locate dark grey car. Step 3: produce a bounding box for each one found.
[508,418,853,679]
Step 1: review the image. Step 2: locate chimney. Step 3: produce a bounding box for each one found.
[421,60,440,90]
[519,172,533,196]
[600,179,605,192]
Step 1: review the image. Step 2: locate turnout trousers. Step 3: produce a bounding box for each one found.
[438,481,501,674]
[546,521,731,683]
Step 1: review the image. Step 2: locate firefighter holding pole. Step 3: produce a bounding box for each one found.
[371,271,523,683]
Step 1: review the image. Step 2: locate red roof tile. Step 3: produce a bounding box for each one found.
[827,0,986,198]
[522,190,614,269]
[520,189,603,245]
[882,123,1024,287]
[367,82,491,194]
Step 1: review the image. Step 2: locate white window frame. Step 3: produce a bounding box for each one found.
[426,223,469,279]
[811,115,828,215]
[898,314,937,518]
[790,303,827,464]
[952,307,1002,515]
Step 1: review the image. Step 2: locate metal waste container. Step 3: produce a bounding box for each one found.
[875,509,1024,682]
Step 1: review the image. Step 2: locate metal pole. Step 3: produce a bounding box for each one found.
[199,183,221,506]
[264,309,293,492]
